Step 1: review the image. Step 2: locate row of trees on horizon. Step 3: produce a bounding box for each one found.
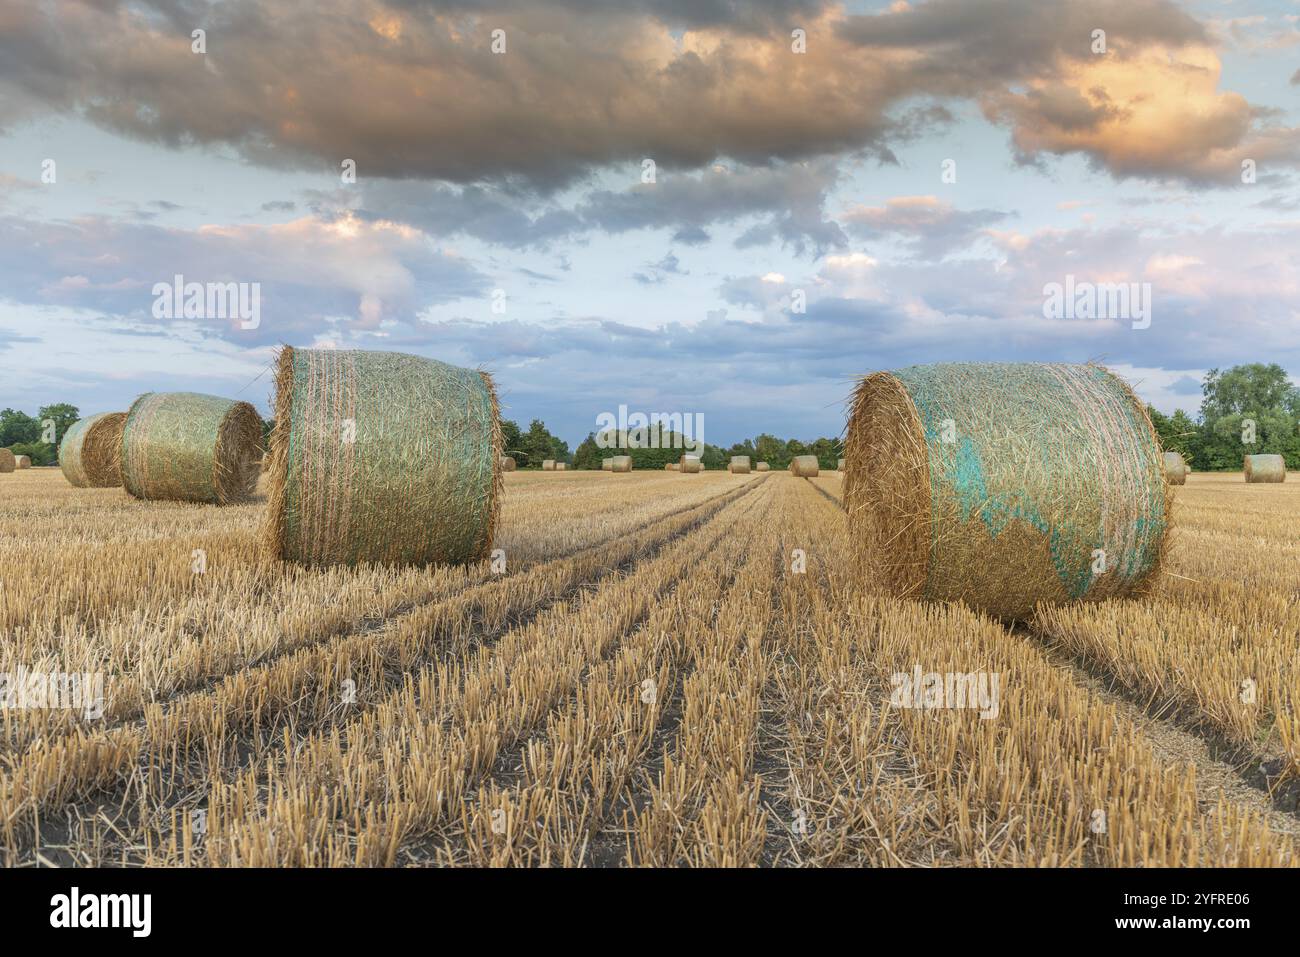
[5,364,1297,472]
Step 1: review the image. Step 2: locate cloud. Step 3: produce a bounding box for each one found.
[980,43,1300,184]
[632,251,688,285]
[841,195,1008,258]
[0,1,906,189]
[6,0,1278,189]
[840,0,1300,185]
[325,160,847,254]
[0,212,489,346]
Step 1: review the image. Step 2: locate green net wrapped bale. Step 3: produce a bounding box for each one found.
[1163,451,1187,486]
[1244,454,1285,483]
[729,456,751,474]
[0,449,14,473]
[59,412,128,487]
[844,362,1170,621]
[263,347,501,566]
[122,393,262,503]
[610,455,632,472]
[791,455,819,477]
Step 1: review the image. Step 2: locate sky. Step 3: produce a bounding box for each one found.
[2,0,1299,448]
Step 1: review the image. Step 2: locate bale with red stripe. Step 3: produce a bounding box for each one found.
[263,347,501,566]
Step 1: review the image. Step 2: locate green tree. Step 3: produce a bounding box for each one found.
[1198,365,1300,469]
[38,403,80,445]
[500,419,525,463]
[0,409,40,447]
[573,432,601,469]
[10,441,55,466]
[753,433,785,468]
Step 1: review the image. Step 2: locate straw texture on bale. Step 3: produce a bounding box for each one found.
[610,455,632,473]
[555,463,567,471]
[543,460,556,471]
[729,455,751,474]
[263,347,501,566]
[844,362,1170,621]
[790,455,819,477]
[1163,451,1187,486]
[756,461,770,471]
[59,412,128,487]
[501,455,517,472]
[0,448,14,473]
[122,392,262,504]
[1244,453,1286,483]
[14,455,30,469]
[602,458,613,471]
[837,458,845,471]
[680,456,702,474]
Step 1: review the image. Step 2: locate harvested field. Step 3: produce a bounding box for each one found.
[0,469,1296,867]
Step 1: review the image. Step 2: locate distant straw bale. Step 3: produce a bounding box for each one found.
[1163,451,1187,486]
[122,393,262,504]
[1244,454,1285,483]
[59,412,127,487]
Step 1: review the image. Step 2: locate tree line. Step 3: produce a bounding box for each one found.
[8,364,1296,473]
[0,404,80,465]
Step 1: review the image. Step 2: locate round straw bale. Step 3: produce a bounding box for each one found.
[542,459,556,471]
[1162,451,1187,486]
[679,456,702,474]
[791,455,819,477]
[500,455,517,472]
[15,455,31,469]
[59,412,127,487]
[0,448,15,473]
[122,393,262,504]
[610,455,632,472]
[555,462,567,471]
[263,347,500,566]
[756,461,770,471]
[729,455,751,474]
[602,458,613,471]
[1244,453,1285,483]
[837,458,845,471]
[844,362,1170,621]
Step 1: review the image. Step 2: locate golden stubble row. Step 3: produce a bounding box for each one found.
[180,478,775,865]
[0,474,763,862]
